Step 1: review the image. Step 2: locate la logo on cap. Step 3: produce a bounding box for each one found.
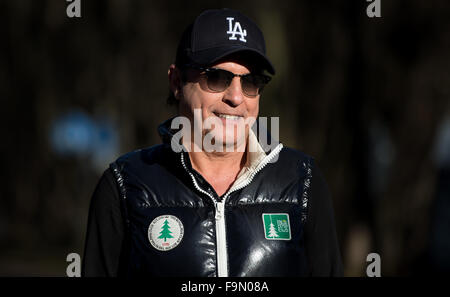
[226,17,247,42]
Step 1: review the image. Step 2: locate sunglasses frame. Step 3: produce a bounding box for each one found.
[185,65,271,97]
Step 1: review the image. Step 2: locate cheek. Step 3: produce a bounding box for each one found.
[246,98,260,118]
[179,84,203,117]
[186,83,218,104]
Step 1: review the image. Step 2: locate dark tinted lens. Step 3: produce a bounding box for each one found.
[241,74,269,97]
[201,68,271,97]
[205,69,232,92]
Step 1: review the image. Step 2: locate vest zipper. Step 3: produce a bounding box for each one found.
[179,143,283,277]
[180,153,227,276]
[214,200,227,277]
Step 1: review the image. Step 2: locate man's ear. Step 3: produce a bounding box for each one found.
[168,64,183,100]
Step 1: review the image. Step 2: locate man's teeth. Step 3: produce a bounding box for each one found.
[216,114,242,120]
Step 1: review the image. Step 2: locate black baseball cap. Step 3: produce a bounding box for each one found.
[175,8,275,75]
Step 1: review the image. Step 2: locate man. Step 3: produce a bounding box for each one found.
[82,8,343,277]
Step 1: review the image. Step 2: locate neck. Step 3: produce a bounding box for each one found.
[190,149,246,172]
[184,139,248,197]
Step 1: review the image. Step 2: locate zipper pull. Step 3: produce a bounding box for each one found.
[215,201,225,221]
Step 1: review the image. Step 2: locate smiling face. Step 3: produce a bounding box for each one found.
[169,58,260,151]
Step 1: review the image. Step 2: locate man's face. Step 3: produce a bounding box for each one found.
[177,59,260,150]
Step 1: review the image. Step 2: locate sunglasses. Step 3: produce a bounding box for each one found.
[189,66,271,97]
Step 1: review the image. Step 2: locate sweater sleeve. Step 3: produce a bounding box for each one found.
[304,161,344,276]
[82,168,125,277]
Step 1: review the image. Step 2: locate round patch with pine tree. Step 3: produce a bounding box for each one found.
[148,215,184,251]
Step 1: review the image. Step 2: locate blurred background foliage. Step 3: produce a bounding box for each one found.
[0,0,449,276]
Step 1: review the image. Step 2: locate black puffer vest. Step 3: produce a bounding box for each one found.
[110,119,313,277]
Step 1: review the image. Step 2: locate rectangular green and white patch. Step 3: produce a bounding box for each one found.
[262,213,291,240]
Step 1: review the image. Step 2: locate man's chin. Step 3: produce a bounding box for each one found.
[202,130,247,153]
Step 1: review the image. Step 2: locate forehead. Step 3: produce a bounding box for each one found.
[211,60,251,74]
[211,52,263,73]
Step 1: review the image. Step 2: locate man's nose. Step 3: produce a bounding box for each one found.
[222,77,244,107]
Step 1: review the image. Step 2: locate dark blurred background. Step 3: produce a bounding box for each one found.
[1,0,449,276]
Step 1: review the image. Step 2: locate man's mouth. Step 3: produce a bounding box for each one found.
[213,112,243,120]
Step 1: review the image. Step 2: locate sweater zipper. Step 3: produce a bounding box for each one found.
[179,143,283,277]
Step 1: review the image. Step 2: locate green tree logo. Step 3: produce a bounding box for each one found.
[263,213,291,240]
[158,219,174,242]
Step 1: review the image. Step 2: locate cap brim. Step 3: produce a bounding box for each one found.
[189,46,276,75]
